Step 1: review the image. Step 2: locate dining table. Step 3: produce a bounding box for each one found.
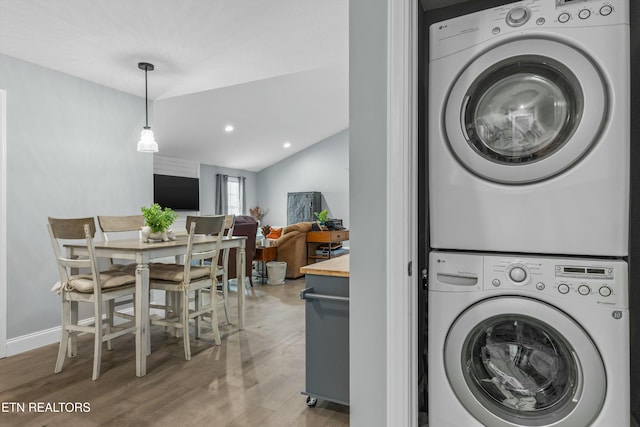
[65,234,247,377]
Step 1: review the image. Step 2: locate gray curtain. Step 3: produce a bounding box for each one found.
[240,176,246,215]
[215,174,228,215]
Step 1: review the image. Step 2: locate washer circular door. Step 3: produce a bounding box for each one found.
[445,38,608,184]
[444,297,606,427]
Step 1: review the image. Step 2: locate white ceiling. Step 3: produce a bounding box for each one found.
[0,0,349,171]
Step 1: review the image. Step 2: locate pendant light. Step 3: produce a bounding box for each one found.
[137,62,158,153]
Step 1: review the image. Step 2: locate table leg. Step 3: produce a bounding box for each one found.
[135,258,149,377]
[236,242,246,330]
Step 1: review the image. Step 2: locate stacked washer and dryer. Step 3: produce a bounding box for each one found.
[427,0,630,426]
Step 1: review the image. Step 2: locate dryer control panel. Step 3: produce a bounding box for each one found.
[429,251,628,309]
[429,0,628,61]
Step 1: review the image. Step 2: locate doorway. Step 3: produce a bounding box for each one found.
[0,89,6,358]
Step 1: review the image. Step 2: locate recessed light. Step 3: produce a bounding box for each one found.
[283,142,291,148]
[224,125,234,132]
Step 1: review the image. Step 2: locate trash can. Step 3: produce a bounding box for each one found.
[267,261,287,285]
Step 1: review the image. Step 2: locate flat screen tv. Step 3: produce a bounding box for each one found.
[153,174,200,211]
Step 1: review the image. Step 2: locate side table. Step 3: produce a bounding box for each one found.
[254,246,277,284]
[306,230,349,264]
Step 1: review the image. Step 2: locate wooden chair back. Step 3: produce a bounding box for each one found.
[47,217,100,290]
[223,214,235,237]
[97,215,144,241]
[219,214,236,268]
[185,215,226,236]
[182,216,226,283]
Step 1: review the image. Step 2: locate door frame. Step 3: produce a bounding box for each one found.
[387,0,418,425]
[0,90,7,358]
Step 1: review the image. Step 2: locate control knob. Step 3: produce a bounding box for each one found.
[599,286,612,297]
[509,266,527,283]
[558,283,570,294]
[506,7,531,27]
[578,9,591,20]
[600,5,613,16]
[558,12,571,23]
[578,285,591,296]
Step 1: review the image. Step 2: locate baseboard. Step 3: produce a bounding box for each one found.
[6,324,66,357]
[5,307,137,357]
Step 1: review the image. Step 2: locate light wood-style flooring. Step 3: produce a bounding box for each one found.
[0,278,350,426]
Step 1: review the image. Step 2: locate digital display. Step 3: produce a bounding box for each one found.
[557,0,587,5]
[557,265,613,279]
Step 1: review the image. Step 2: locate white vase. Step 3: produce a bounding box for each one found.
[141,226,175,242]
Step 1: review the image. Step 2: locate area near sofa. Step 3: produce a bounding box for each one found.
[263,223,349,279]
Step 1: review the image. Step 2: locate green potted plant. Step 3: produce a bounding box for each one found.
[140,203,178,242]
[314,209,329,225]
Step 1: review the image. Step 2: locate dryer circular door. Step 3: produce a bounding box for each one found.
[444,38,607,184]
[444,297,605,427]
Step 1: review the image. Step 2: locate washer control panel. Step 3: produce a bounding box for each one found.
[485,255,626,307]
[429,252,628,309]
[489,0,626,30]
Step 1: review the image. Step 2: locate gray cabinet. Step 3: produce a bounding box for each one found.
[287,192,321,225]
[300,274,350,406]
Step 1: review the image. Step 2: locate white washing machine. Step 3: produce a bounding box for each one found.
[428,250,629,426]
[428,0,630,256]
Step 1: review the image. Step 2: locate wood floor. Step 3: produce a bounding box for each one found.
[0,278,350,426]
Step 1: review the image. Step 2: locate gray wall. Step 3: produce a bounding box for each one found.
[199,163,258,215]
[349,0,388,425]
[256,129,349,227]
[1,54,152,339]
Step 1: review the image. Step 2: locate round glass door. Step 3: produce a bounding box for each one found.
[445,39,608,184]
[464,58,582,165]
[465,316,578,420]
[445,297,605,426]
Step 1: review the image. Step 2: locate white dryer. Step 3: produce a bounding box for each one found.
[428,0,630,256]
[428,250,629,426]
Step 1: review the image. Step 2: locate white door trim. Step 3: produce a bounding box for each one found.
[387,0,418,425]
[0,90,7,358]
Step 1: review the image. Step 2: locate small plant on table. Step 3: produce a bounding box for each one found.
[140,203,178,241]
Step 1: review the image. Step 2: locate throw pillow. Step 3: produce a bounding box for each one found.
[266,227,283,239]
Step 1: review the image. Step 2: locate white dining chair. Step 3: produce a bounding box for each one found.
[214,214,235,324]
[97,215,145,324]
[148,215,226,360]
[47,217,137,380]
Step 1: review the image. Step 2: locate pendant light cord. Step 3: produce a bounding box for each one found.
[144,67,149,129]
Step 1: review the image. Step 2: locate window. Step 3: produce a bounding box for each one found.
[215,174,245,215]
[227,176,241,215]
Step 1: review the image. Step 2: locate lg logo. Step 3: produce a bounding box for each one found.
[612,311,623,320]
[439,24,448,30]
